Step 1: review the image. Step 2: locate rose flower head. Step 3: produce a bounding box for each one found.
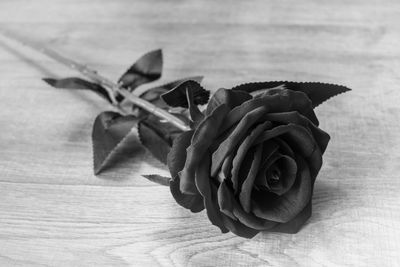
[166,82,344,238]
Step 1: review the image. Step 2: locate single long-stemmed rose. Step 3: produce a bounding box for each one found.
[1,28,350,238]
[168,85,336,237]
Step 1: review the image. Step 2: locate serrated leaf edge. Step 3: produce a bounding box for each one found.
[137,121,171,165]
[161,80,210,107]
[231,81,351,108]
[312,85,351,107]
[93,123,137,175]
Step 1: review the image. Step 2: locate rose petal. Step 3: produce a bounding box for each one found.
[255,124,323,177]
[232,207,277,231]
[235,147,255,191]
[210,106,268,177]
[260,141,281,165]
[274,138,295,157]
[170,176,204,213]
[167,131,194,179]
[255,124,314,155]
[256,152,297,196]
[272,156,297,195]
[267,201,312,233]
[230,121,273,192]
[254,89,319,125]
[218,181,277,231]
[195,153,229,233]
[209,125,235,153]
[220,214,259,239]
[185,86,205,124]
[264,111,330,153]
[239,145,264,212]
[217,180,237,220]
[179,104,230,194]
[252,156,312,223]
[217,153,235,182]
[239,141,280,212]
[168,131,204,212]
[308,145,323,183]
[220,89,318,133]
[205,88,252,116]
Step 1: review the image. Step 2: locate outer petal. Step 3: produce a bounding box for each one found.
[205,88,252,116]
[210,106,268,177]
[185,86,205,124]
[220,214,259,239]
[266,201,312,234]
[179,104,230,194]
[218,181,277,231]
[264,111,330,154]
[217,180,236,220]
[220,89,318,133]
[308,145,323,182]
[167,131,194,178]
[255,124,315,156]
[195,153,229,233]
[252,156,312,223]
[170,176,204,213]
[255,89,318,125]
[218,153,235,182]
[168,131,204,212]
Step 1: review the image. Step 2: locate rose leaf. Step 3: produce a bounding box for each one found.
[142,174,171,186]
[140,76,203,102]
[43,77,112,103]
[118,49,163,91]
[92,111,138,174]
[231,81,351,108]
[161,80,210,108]
[134,76,204,114]
[138,120,173,165]
[185,86,204,124]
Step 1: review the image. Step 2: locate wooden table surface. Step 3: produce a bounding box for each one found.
[1,1,399,266]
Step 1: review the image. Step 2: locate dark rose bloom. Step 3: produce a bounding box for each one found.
[167,87,330,238]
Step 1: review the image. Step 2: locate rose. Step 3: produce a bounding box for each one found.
[167,87,330,238]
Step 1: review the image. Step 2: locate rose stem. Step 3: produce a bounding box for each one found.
[0,27,191,131]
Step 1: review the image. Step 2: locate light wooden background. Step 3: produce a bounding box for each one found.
[0,0,399,266]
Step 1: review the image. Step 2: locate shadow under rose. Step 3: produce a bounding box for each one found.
[308,178,347,224]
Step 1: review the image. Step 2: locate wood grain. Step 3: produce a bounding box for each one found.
[0,0,400,266]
